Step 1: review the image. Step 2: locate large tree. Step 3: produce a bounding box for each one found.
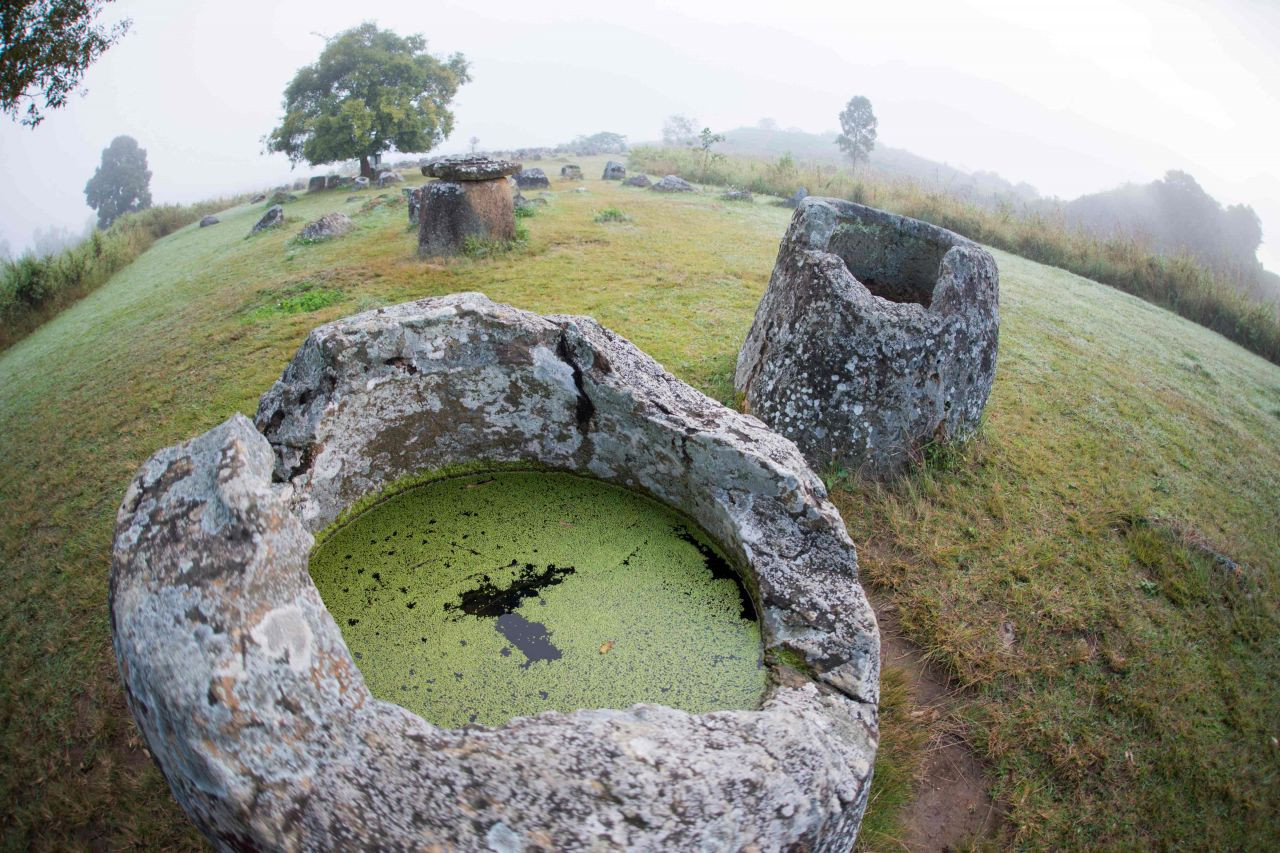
[84,135,151,228]
[266,22,469,178]
[0,0,131,127]
[835,96,877,167]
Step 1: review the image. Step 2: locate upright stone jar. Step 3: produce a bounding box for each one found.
[418,156,522,257]
[736,198,999,477]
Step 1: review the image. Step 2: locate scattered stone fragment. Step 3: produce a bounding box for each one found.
[250,193,267,204]
[269,190,298,205]
[110,292,879,852]
[326,175,352,190]
[622,175,651,188]
[298,212,354,243]
[378,171,405,188]
[249,204,284,234]
[651,175,695,193]
[515,168,550,189]
[602,161,626,180]
[198,215,219,228]
[307,176,326,192]
[404,187,422,225]
[782,187,808,208]
[560,164,583,180]
[736,198,1000,476]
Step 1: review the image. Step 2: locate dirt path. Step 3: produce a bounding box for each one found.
[871,593,1004,851]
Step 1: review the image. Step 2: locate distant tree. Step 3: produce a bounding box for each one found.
[0,0,131,127]
[571,131,627,154]
[695,127,725,180]
[83,135,151,228]
[468,135,479,154]
[265,22,470,178]
[662,114,698,147]
[835,96,877,167]
[31,220,90,256]
[757,117,778,131]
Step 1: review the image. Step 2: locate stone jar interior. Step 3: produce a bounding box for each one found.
[111,293,880,851]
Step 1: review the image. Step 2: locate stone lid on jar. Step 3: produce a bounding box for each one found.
[422,156,522,181]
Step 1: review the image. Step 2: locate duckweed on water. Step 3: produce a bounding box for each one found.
[309,471,765,728]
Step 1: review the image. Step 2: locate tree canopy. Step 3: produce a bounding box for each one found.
[835,96,877,167]
[0,0,131,127]
[266,22,470,177]
[662,114,698,147]
[84,135,151,228]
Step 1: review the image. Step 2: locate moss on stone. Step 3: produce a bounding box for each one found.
[309,470,765,728]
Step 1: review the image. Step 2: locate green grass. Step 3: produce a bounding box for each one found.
[0,156,1277,849]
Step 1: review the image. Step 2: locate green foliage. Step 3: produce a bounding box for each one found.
[836,95,878,166]
[513,203,537,219]
[84,135,152,229]
[265,22,469,175]
[629,145,1280,365]
[593,207,630,223]
[0,197,240,350]
[243,282,344,320]
[0,0,131,127]
[662,114,698,147]
[460,224,528,259]
[571,131,627,154]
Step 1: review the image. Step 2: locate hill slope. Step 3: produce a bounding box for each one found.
[1,160,1277,849]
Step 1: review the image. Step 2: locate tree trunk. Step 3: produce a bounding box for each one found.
[360,155,375,178]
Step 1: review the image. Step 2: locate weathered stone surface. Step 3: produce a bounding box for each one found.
[249,192,267,204]
[602,160,626,180]
[307,176,326,192]
[514,167,550,189]
[378,170,405,188]
[736,198,1000,477]
[424,155,521,181]
[559,164,583,180]
[722,189,753,202]
[268,190,298,205]
[418,180,515,256]
[298,212,354,243]
[652,174,695,193]
[782,187,808,208]
[353,176,370,189]
[404,187,422,225]
[111,293,879,852]
[326,175,352,190]
[249,204,284,234]
[623,174,652,188]
[198,215,219,228]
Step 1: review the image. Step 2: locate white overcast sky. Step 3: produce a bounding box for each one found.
[2,0,1277,269]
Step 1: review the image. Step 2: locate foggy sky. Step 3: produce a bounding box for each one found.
[2,0,1277,269]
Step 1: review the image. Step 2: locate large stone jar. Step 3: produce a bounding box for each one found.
[418,156,522,257]
[111,293,880,851]
[736,198,999,477]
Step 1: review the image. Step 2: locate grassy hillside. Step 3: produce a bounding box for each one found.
[1,159,1277,849]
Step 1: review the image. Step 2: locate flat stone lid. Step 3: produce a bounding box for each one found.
[423,156,522,181]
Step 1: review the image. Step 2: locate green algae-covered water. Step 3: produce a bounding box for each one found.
[309,470,765,728]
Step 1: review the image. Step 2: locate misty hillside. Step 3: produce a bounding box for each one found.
[1065,170,1280,302]
[716,126,1041,204]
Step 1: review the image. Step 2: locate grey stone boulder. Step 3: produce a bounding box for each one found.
[378,170,405,188]
[307,176,326,192]
[721,189,754,202]
[559,164,583,180]
[418,180,515,256]
[623,174,652,188]
[424,155,521,181]
[736,198,1000,477]
[353,176,370,189]
[198,215,219,228]
[249,192,267,204]
[326,175,352,190]
[514,167,550,189]
[404,187,423,225]
[782,187,808,208]
[602,160,626,180]
[249,204,284,235]
[297,212,354,243]
[268,190,298,205]
[111,293,878,852]
[651,175,695,193]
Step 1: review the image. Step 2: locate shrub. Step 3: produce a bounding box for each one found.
[593,207,630,223]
